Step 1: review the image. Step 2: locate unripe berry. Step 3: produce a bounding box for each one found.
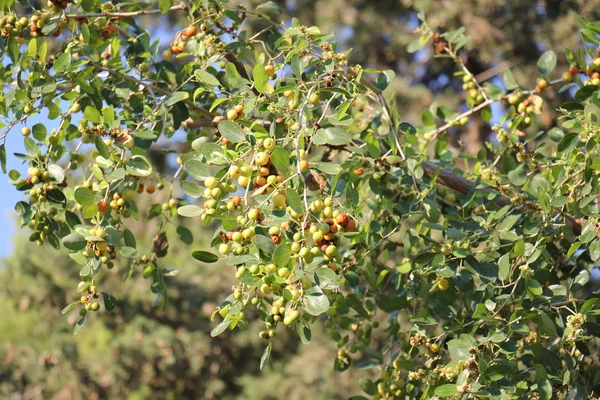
[255,152,269,166]
[248,208,260,220]
[205,176,218,189]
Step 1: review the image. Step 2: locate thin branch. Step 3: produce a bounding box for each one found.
[65,4,186,19]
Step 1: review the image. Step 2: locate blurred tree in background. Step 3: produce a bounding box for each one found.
[0,198,366,399]
[0,1,598,399]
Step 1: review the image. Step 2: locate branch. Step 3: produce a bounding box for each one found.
[65,4,186,19]
[423,78,564,140]
[421,161,582,235]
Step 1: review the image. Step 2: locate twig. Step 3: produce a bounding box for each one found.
[65,4,186,19]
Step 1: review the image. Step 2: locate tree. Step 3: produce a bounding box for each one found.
[0,0,599,399]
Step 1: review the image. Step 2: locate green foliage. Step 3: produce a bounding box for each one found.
[0,0,599,399]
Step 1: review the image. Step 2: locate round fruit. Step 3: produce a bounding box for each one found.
[300,160,309,172]
[226,109,239,120]
[273,194,286,207]
[21,127,31,136]
[248,208,260,220]
[263,138,275,150]
[205,176,218,189]
[255,152,269,166]
[219,243,231,255]
[265,65,275,76]
[71,103,81,113]
[185,25,197,36]
[308,92,319,105]
[437,278,449,291]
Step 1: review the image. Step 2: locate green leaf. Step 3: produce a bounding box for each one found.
[210,318,230,337]
[498,253,510,281]
[260,342,272,370]
[253,64,268,93]
[54,52,71,74]
[24,137,39,156]
[165,91,189,107]
[176,226,193,245]
[498,214,521,231]
[407,35,430,53]
[192,251,219,263]
[313,127,351,146]
[286,190,303,214]
[73,316,86,335]
[84,106,102,124]
[535,364,552,400]
[507,164,527,186]
[537,50,557,75]
[527,279,543,296]
[178,205,203,217]
[374,70,395,91]
[181,181,203,197]
[102,292,117,311]
[195,69,221,87]
[315,162,341,175]
[315,268,339,289]
[273,244,291,267]
[359,378,378,395]
[217,120,245,143]
[126,155,153,176]
[159,0,174,14]
[184,159,210,180]
[95,135,110,159]
[74,187,95,206]
[61,300,81,315]
[270,146,290,177]
[119,246,138,258]
[447,339,472,362]
[481,364,511,381]
[28,38,37,57]
[433,384,458,397]
[0,144,6,173]
[557,132,580,153]
[62,233,87,250]
[303,286,330,316]
[503,69,518,90]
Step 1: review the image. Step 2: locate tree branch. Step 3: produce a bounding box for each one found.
[65,4,186,19]
[421,161,582,235]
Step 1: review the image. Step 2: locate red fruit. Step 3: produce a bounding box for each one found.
[345,220,356,232]
[568,65,579,76]
[335,213,349,227]
[98,201,109,213]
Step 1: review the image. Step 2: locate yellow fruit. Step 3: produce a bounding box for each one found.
[21,127,31,136]
[226,109,238,121]
[255,152,269,166]
[248,208,260,220]
[273,193,286,207]
[437,278,449,291]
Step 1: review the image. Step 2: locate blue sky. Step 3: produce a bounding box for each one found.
[0,112,54,257]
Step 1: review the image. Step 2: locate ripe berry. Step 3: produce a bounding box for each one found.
[21,127,31,137]
[335,213,349,227]
[265,65,275,77]
[185,25,197,36]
